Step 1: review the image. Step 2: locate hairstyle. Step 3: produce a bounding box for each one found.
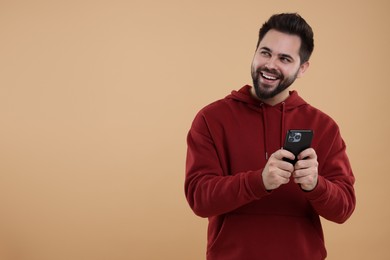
[256,13,314,64]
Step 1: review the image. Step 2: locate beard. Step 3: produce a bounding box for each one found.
[251,66,299,100]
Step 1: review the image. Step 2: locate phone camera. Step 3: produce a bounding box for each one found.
[288,132,302,143]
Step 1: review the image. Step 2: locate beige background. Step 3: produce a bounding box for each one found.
[0,0,389,259]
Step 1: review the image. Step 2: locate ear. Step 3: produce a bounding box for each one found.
[297,61,310,78]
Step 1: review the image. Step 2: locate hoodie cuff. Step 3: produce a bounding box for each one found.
[303,175,327,201]
[246,169,271,199]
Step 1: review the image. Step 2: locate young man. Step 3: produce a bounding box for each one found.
[185,13,356,260]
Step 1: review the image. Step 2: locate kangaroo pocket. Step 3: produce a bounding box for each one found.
[207,214,327,260]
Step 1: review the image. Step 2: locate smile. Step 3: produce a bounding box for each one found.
[261,72,279,80]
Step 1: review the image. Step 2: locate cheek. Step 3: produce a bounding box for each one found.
[250,62,257,74]
[251,58,263,70]
[280,65,299,77]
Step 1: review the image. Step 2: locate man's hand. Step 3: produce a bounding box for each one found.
[293,148,319,191]
[262,149,295,190]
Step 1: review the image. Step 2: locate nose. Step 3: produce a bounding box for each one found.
[265,57,277,69]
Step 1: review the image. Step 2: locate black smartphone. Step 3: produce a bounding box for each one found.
[283,129,313,165]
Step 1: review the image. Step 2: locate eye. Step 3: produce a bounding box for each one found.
[280,57,292,63]
[260,51,271,57]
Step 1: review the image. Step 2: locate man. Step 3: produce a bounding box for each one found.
[185,13,355,260]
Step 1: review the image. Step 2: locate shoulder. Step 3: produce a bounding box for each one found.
[304,103,339,127]
[301,104,345,149]
[190,99,230,129]
[194,97,242,121]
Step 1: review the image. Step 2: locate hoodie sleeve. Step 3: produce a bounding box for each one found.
[304,128,356,223]
[185,113,269,218]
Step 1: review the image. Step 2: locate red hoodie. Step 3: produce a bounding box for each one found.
[185,85,355,260]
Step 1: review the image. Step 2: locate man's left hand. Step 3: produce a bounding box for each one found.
[292,148,319,191]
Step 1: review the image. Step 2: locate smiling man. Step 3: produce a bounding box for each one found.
[251,29,308,105]
[185,13,356,260]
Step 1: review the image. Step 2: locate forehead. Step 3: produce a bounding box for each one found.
[258,29,302,58]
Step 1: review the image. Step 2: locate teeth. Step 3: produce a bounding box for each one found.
[262,73,277,80]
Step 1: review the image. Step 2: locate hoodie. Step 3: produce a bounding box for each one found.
[185,85,356,260]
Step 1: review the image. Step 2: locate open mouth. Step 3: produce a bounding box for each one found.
[260,71,279,81]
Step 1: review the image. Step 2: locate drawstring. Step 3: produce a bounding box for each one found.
[260,103,268,160]
[280,102,286,148]
[261,102,286,160]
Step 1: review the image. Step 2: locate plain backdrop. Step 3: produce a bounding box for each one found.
[0,0,389,259]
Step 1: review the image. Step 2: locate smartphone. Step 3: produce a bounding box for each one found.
[283,129,313,165]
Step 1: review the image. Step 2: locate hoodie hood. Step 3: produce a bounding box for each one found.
[226,85,309,159]
[226,85,308,110]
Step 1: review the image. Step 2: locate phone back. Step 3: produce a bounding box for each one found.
[283,130,313,164]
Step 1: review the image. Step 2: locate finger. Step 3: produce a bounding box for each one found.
[293,174,318,190]
[267,160,293,177]
[293,171,313,183]
[293,169,310,178]
[297,148,317,161]
[295,158,319,171]
[272,158,294,172]
[272,171,291,187]
[293,175,304,184]
[294,176,310,185]
[274,149,295,161]
[266,158,292,173]
[279,175,291,185]
[262,168,291,190]
[278,169,293,179]
[293,167,318,187]
[295,158,313,170]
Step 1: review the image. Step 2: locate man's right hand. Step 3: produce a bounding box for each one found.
[262,149,295,191]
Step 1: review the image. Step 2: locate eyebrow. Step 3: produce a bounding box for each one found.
[259,47,272,52]
[259,47,295,61]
